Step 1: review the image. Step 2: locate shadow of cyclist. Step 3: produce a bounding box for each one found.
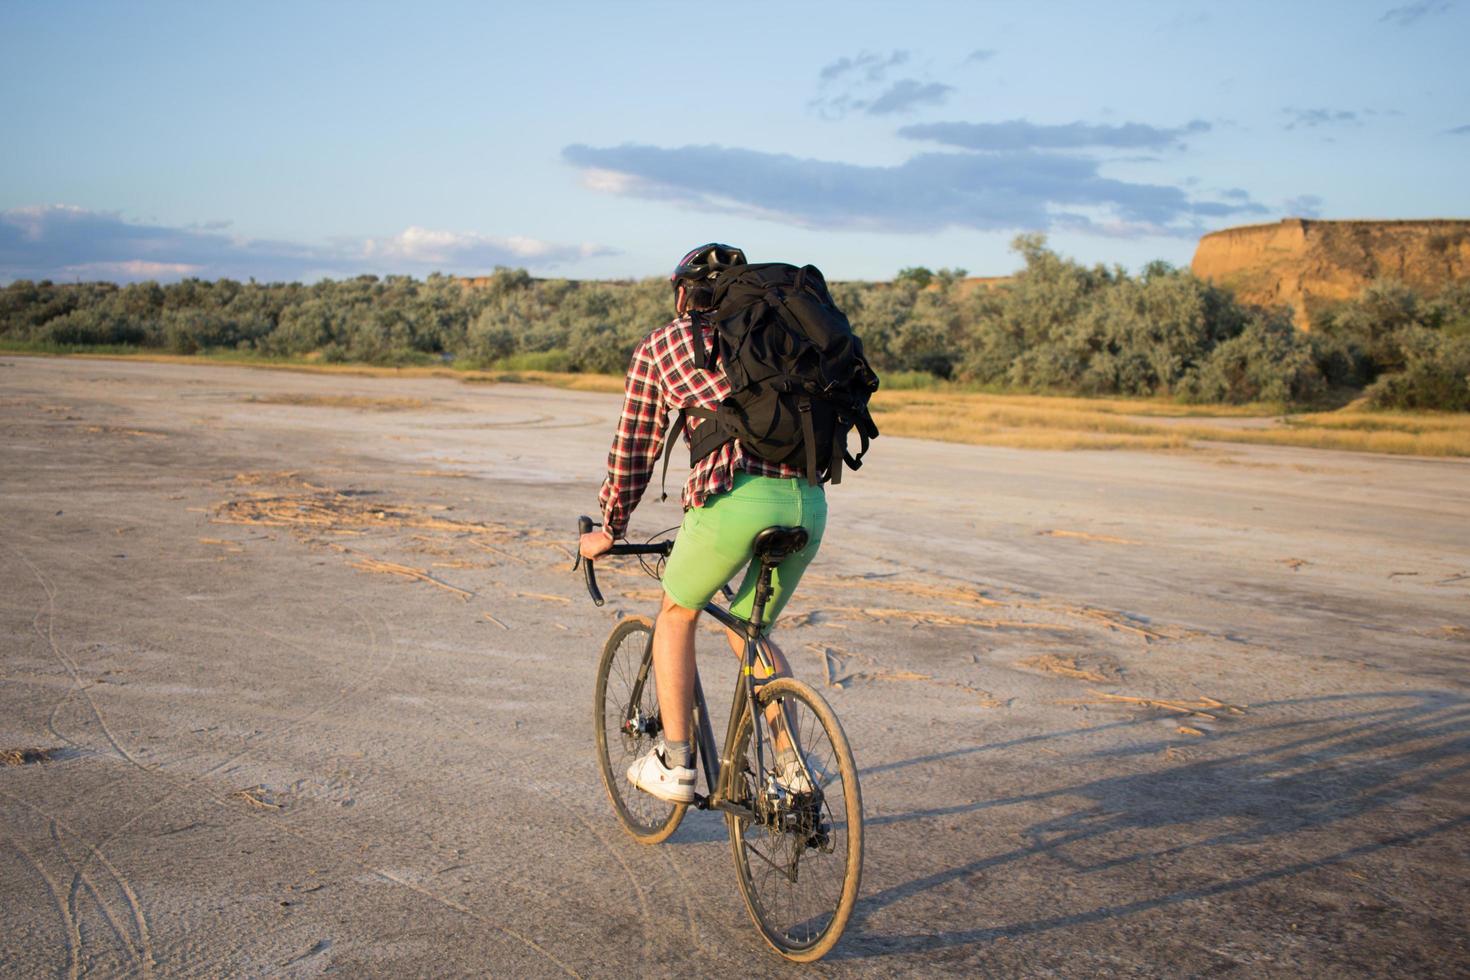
[835,689,1469,961]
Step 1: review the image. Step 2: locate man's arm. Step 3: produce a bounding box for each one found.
[596,336,667,540]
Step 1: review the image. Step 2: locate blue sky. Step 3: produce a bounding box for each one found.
[2,0,1467,284]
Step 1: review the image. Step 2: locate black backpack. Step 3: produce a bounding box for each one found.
[661,262,880,496]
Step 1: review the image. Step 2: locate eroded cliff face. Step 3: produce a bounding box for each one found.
[1191,219,1470,330]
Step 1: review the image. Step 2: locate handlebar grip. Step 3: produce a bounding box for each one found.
[576,515,605,606]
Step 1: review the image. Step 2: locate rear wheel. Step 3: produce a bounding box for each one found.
[593,617,686,843]
[725,678,863,962]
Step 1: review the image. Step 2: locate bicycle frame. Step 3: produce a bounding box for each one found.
[694,600,775,815]
[621,588,775,819]
[575,516,815,819]
[579,516,860,960]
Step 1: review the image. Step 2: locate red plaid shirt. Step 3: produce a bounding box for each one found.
[598,315,802,538]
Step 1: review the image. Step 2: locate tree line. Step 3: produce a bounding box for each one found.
[2,235,1466,410]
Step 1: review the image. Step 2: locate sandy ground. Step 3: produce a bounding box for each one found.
[2,356,1467,978]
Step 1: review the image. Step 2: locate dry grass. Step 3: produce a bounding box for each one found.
[1040,529,1139,545]
[514,590,571,604]
[244,393,431,411]
[1017,654,1112,682]
[26,348,1463,456]
[341,552,473,600]
[871,391,1198,451]
[876,389,1279,419]
[232,785,284,810]
[870,389,1470,457]
[1,747,59,766]
[1289,407,1470,435]
[811,644,1005,706]
[1171,418,1470,456]
[209,472,552,602]
[802,574,1003,609]
[1059,692,1247,720]
[213,476,504,537]
[7,348,465,379]
[83,425,165,438]
[460,370,625,393]
[822,605,1071,632]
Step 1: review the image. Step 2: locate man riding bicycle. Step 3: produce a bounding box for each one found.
[578,243,827,804]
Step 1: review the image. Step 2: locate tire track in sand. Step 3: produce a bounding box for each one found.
[424,696,665,958]
[1,527,400,974]
[2,537,157,976]
[2,833,80,980]
[1,525,583,975]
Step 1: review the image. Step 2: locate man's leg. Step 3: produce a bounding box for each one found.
[624,591,701,803]
[653,591,700,743]
[721,626,804,757]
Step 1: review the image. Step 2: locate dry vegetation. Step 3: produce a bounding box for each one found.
[460,369,625,393]
[207,471,577,613]
[867,389,1470,457]
[243,393,433,411]
[467,373,1469,456]
[483,366,1469,455]
[11,347,1464,455]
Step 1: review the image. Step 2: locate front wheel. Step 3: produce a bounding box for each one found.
[725,678,864,962]
[593,616,686,844]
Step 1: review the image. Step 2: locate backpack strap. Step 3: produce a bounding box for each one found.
[797,396,820,487]
[688,310,714,370]
[658,406,730,500]
[845,424,870,471]
[828,423,846,485]
[658,409,688,502]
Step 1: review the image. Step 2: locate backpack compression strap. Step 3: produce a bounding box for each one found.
[688,310,714,371]
[797,396,821,487]
[657,406,730,501]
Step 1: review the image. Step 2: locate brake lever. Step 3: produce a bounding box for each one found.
[574,515,595,570]
[576,515,605,606]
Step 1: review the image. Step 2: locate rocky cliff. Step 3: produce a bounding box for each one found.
[1191,219,1470,330]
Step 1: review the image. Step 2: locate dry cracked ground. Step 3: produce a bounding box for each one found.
[1,356,1467,977]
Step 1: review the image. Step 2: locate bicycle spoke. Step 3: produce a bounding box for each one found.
[595,619,685,843]
[726,678,862,961]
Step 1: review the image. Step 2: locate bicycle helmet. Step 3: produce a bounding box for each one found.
[670,242,746,311]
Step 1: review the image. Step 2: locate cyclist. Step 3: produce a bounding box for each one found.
[579,243,826,804]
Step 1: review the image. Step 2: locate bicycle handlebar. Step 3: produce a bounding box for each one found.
[574,516,675,607]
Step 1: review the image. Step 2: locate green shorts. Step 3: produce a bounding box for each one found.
[662,472,827,627]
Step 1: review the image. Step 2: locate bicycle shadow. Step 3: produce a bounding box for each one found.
[663,806,734,844]
[834,689,1470,961]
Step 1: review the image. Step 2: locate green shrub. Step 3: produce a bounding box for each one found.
[494,349,572,372]
[879,370,941,390]
[1364,328,1470,411]
[37,309,149,347]
[1180,312,1324,405]
[3,250,1465,411]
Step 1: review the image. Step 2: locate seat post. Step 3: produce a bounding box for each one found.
[746,558,777,637]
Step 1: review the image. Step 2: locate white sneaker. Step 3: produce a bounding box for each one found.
[775,754,832,795]
[626,746,696,804]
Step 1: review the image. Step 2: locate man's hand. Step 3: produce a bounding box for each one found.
[579,529,615,560]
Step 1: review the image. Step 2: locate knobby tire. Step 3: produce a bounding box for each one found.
[593,616,686,844]
[725,677,863,962]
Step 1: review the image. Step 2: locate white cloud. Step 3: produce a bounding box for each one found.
[579,167,642,194]
[64,260,203,279]
[0,205,614,283]
[362,226,585,265]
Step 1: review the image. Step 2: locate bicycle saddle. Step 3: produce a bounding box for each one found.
[752,525,809,563]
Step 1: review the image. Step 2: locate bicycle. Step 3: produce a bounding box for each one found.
[574,515,864,962]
